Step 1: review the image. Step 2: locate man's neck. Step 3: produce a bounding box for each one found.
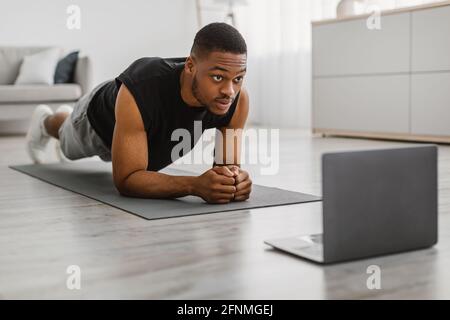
[179,69,204,107]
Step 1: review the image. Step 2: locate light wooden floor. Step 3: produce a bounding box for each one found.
[1,130,449,299]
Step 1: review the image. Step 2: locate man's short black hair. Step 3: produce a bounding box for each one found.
[191,22,247,59]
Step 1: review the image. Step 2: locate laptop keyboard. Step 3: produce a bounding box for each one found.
[296,234,323,245]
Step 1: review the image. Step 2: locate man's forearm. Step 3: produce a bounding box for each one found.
[118,170,197,199]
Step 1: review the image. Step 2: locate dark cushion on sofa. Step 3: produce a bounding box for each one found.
[54,51,79,83]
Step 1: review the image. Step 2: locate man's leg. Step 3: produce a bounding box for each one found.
[44,111,70,139]
[27,81,111,164]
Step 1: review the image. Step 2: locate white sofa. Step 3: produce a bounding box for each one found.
[0,46,93,135]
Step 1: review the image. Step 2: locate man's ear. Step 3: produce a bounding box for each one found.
[185,56,196,74]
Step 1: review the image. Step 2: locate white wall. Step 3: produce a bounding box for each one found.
[0,0,445,129]
[0,0,318,128]
[0,0,198,85]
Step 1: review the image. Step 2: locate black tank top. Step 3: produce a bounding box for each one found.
[87,57,240,171]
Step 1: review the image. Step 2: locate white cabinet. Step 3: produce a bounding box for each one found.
[312,3,450,142]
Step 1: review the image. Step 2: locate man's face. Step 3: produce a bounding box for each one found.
[189,51,247,115]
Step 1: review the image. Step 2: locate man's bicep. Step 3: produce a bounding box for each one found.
[112,84,148,189]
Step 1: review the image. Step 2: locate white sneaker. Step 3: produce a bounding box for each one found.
[54,104,74,162]
[26,104,54,164]
[55,104,73,115]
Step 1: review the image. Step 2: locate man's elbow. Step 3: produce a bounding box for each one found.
[113,169,146,197]
[114,179,131,196]
[113,173,137,197]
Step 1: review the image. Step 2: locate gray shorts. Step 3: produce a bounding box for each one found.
[58,82,112,162]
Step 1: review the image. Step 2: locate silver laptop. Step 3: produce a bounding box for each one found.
[264,145,438,264]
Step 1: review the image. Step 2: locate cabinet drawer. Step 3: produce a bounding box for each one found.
[412,6,450,72]
[411,73,450,136]
[313,75,410,133]
[313,13,410,76]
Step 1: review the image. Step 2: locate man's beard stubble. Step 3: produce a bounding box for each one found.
[191,76,207,107]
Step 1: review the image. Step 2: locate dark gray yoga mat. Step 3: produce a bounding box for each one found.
[9,161,321,220]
